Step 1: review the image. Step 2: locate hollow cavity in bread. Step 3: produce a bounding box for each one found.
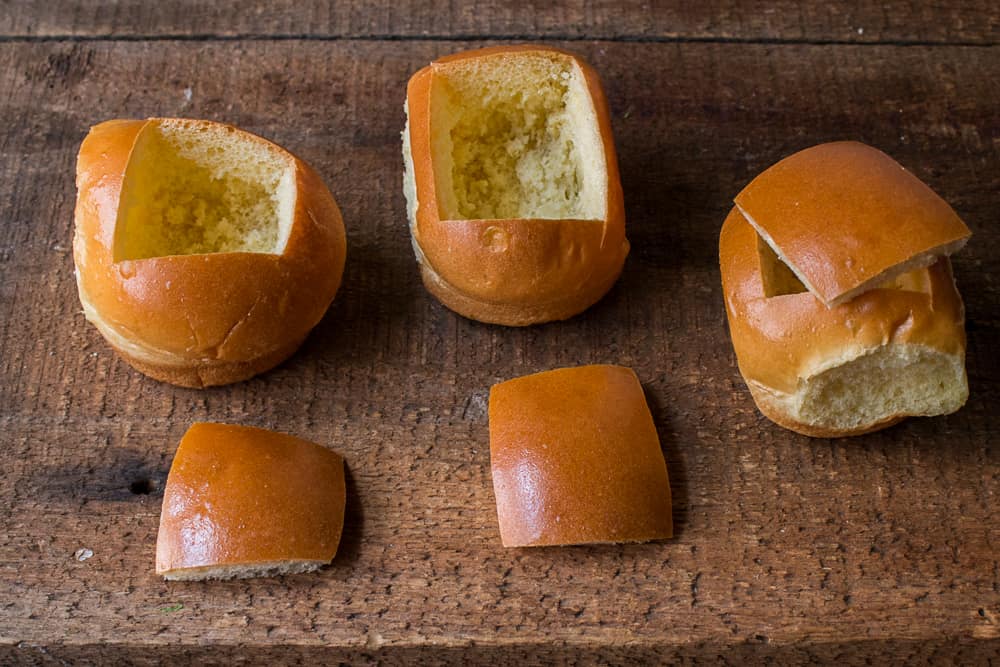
[756,232,930,299]
[114,119,296,260]
[757,233,807,297]
[429,53,606,221]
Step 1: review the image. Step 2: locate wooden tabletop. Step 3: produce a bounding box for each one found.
[1,2,998,664]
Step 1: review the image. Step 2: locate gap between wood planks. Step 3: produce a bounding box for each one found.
[0,33,996,48]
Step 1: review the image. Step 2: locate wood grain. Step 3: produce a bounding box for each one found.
[0,34,998,664]
[0,1,997,44]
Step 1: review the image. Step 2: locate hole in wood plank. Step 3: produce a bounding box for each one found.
[130,478,154,495]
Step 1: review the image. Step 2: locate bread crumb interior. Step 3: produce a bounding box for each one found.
[114,119,295,260]
[162,559,325,581]
[798,345,966,429]
[429,53,606,220]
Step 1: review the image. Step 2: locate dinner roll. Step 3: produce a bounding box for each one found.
[155,423,346,580]
[403,46,629,326]
[74,118,346,387]
[489,365,672,546]
[721,142,971,437]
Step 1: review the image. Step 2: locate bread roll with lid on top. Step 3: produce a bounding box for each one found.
[73,118,346,387]
[403,45,628,326]
[721,142,970,437]
[489,365,672,547]
[155,423,346,581]
[735,141,970,308]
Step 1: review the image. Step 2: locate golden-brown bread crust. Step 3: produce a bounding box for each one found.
[73,119,346,387]
[489,365,672,547]
[721,207,965,394]
[720,207,966,436]
[155,423,346,577]
[734,141,970,307]
[405,45,628,326]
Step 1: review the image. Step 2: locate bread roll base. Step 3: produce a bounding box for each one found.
[748,385,905,438]
[108,336,304,389]
[417,256,623,326]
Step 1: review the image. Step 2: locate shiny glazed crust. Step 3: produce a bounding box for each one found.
[720,207,967,436]
[489,365,672,547]
[734,141,970,307]
[155,423,346,579]
[73,119,347,387]
[404,46,629,326]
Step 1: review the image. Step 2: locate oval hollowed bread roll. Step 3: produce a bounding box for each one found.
[403,46,629,326]
[489,365,672,547]
[721,143,970,437]
[74,118,347,388]
[155,423,346,581]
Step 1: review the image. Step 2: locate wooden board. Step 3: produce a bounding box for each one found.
[0,5,999,664]
[0,1,998,44]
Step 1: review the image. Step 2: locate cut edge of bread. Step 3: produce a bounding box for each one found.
[747,342,968,437]
[114,118,298,261]
[159,559,330,582]
[737,204,969,309]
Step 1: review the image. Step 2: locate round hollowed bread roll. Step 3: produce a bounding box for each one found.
[73,118,346,388]
[720,207,968,437]
[403,46,629,326]
[489,365,672,547]
[155,423,346,581]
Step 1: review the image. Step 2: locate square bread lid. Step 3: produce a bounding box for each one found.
[734,141,971,307]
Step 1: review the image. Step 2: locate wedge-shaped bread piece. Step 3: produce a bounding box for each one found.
[721,207,968,437]
[489,365,672,546]
[156,423,346,580]
[403,46,628,326]
[74,119,346,387]
[735,142,970,308]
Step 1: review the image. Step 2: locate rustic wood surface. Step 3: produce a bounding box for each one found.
[1,1,998,44]
[0,2,998,664]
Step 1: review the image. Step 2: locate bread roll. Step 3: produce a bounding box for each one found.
[155,423,346,580]
[73,118,346,387]
[734,141,970,308]
[489,365,672,547]
[402,46,628,326]
[721,142,970,437]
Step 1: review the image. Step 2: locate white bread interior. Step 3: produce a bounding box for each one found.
[401,107,426,263]
[113,119,296,261]
[160,559,327,582]
[404,52,607,222]
[750,343,968,434]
